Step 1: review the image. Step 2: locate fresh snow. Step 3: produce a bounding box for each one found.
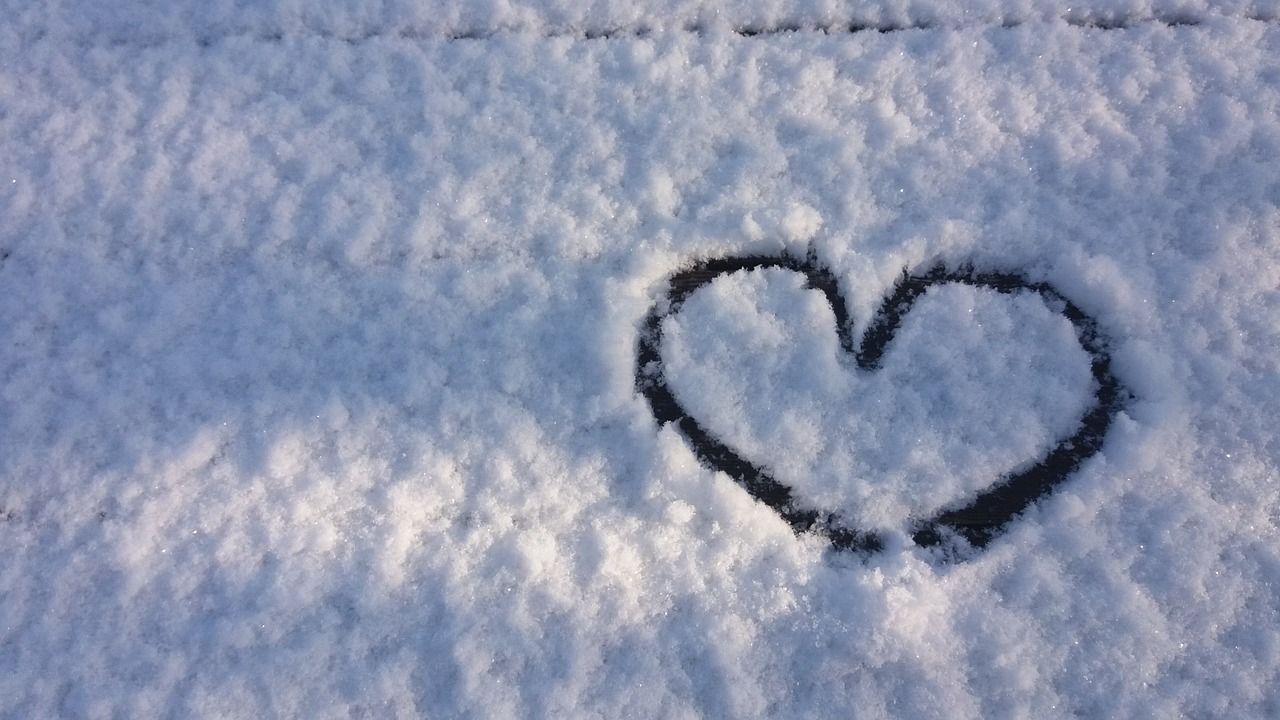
[2,3,1279,718]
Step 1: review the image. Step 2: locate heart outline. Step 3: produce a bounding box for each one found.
[636,252,1126,561]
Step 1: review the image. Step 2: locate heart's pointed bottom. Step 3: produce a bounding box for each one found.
[910,522,994,552]
[821,522,886,555]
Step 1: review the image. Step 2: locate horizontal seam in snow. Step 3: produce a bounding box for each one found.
[32,12,1280,48]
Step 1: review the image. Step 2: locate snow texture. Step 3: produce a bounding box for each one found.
[2,2,1280,718]
[665,272,1097,530]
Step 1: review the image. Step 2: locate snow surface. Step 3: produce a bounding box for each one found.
[664,271,1097,530]
[2,3,1280,718]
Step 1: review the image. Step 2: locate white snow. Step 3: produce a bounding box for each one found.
[1,2,1279,718]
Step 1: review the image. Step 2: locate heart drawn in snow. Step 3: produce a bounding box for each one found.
[636,253,1126,562]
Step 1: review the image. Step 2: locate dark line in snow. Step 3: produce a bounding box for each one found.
[434,14,1266,42]
[153,13,1276,47]
[418,14,1259,42]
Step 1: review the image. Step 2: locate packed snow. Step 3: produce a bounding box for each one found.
[1,2,1279,717]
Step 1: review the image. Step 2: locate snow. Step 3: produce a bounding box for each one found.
[664,272,1097,529]
[2,3,1280,717]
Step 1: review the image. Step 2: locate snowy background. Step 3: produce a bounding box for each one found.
[2,1,1280,717]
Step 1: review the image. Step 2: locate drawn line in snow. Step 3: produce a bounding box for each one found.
[179,13,1275,46]
[636,252,1128,562]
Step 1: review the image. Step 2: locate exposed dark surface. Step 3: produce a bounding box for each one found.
[636,253,1127,562]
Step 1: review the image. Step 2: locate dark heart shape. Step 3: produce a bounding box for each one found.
[636,253,1126,561]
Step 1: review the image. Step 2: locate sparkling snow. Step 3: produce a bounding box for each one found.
[1,2,1279,717]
